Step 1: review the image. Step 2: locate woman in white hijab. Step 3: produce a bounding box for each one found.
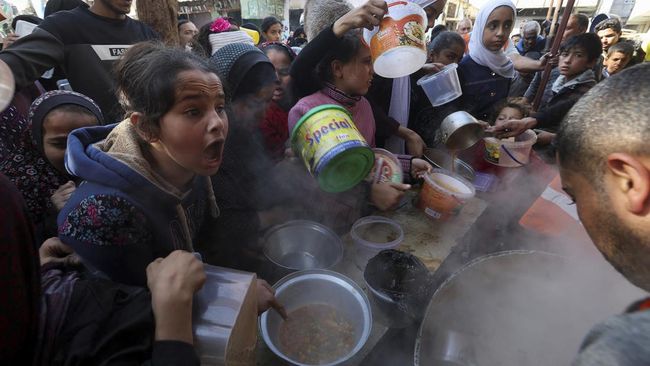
[456,0,517,121]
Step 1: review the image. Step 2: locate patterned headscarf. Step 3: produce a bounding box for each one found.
[0,91,103,226]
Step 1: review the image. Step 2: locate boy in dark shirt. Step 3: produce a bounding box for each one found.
[489,33,601,140]
[0,0,158,123]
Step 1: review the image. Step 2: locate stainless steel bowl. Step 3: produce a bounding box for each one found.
[439,111,484,151]
[423,147,476,182]
[260,270,373,366]
[263,220,344,283]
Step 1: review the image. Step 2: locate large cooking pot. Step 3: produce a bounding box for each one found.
[415,251,645,366]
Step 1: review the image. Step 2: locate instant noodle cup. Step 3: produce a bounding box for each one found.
[363,0,427,78]
[417,169,475,220]
[291,105,374,193]
[367,148,403,184]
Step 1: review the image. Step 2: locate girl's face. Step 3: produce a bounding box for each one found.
[43,110,99,174]
[495,106,523,123]
[266,49,292,103]
[264,23,283,42]
[432,43,465,65]
[335,45,373,97]
[154,70,228,181]
[483,6,514,52]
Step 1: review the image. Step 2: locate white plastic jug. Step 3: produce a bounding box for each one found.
[363,0,428,79]
[193,263,258,366]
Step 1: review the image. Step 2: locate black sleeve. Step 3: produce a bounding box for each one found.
[524,71,541,100]
[150,341,199,366]
[368,96,400,142]
[533,95,581,132]
[0,28,64,90]
[290,25,341,99]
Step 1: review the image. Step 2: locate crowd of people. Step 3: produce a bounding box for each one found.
[0,0,649,364]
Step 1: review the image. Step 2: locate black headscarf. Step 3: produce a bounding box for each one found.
[209,43,277,101]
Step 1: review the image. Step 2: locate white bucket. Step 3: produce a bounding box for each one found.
[484,129,538,167]
[363,1,427,79]
[416,63,462,107]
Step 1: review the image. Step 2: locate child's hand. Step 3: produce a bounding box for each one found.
[256,279,288,319]
[333,0,388,36]
[487,117,537,138]
[411,158,433,179]
[421,62,446,75]
[51,181,76,211]
[371,182,411,211]
[397,126,425,157]
[39,237,81,267]
[147,251,206,305]
[147,251,206,344]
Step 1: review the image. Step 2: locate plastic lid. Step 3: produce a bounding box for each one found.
[318,146,374,192]
[351,216,404,250]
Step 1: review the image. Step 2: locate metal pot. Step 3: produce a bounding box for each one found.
[423,147,476,182]
[415,251,646,366]
[439,111,484,151]
[262,220,343,284]
[260,269,372,366]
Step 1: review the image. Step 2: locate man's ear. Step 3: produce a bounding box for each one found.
[606,153,650,215]
[129,112,158,143]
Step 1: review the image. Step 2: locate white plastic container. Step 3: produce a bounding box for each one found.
[363,0,427,78]
[484,129,538,167]
[416,63,462,107]
[350,216,404,270]
[193,263,258,366]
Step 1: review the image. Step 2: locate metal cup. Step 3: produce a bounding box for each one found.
[439,111,485,151]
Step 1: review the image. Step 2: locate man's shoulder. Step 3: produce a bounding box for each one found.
[573,310,650,366]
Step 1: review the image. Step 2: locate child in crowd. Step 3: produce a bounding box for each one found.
[412,31,466,146]
[602,41,634,78]
[260,42,297,161]
[455,0,517,121]
[58,42,226,286]
[492,98,530,125]
[428,31,466,66]
[0,91,102,243]
[261,16,283,43]
[207,43,291,271]
[194,17,254,57]
[489,33,601,143]
[57,42,283,316]
[289,0,432,212]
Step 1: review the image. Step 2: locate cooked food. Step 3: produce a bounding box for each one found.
[279,304,356,365]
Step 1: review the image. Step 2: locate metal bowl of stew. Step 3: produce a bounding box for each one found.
[260,269,372,366]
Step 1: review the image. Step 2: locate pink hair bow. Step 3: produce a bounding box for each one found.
[210,18,231,33]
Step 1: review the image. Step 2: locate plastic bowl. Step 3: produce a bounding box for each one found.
[484,129,538,167]
[417,63,462,107]
[263,220,343,283]
[350,216,404,269]
[260,270,372,366]
[417,169,476,220]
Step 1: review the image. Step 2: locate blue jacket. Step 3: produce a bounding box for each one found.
[58,122,218,286]
[457,55,512,121]
[516,36,546,55]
